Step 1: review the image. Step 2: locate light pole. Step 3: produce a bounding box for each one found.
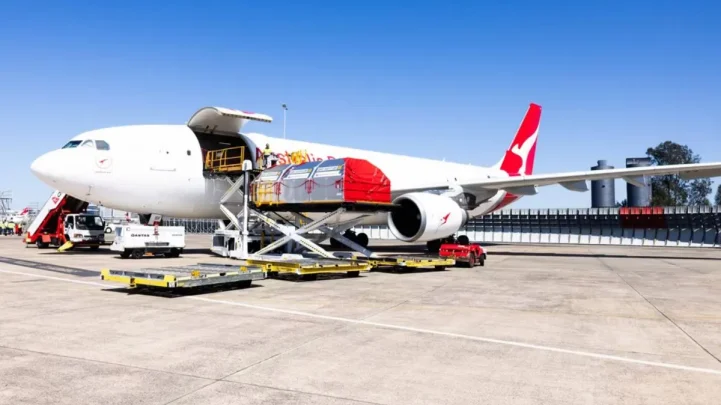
[281,103,288,139]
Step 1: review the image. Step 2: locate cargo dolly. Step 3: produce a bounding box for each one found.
[247,254,372,279]
[100,263,265,289]
[334,252,456,271]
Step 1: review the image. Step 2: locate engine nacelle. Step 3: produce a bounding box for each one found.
[388,192,468,243]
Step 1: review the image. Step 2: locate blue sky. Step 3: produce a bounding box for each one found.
[1,0,720,210]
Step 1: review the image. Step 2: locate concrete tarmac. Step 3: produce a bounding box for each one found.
[2,235,721,404]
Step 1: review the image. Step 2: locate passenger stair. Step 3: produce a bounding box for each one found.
[25,190,88,246]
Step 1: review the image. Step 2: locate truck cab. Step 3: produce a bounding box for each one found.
[63,213,105,247]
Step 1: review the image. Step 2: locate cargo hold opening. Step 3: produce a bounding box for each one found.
[193,131,248,159]
[187,106,273,173]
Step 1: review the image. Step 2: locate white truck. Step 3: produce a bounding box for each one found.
[64,213,106,248]
[111,225,186,259]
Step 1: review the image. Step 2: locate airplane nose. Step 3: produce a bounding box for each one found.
[30,152,57,183]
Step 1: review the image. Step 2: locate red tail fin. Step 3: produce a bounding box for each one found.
[497,103,541,175]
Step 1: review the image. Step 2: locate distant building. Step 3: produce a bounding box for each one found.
[591,160,615,208]
[626,157,653,207]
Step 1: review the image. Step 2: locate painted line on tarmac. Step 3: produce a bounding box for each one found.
[0,269,107,286]
[0,256,98,278]
[1,267,721,377]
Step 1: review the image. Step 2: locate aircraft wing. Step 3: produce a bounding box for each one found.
[462,162,721,196]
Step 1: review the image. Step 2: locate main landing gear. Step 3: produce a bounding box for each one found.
[426,234,470,254]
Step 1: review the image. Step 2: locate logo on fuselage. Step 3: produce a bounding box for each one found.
[255,147,335,166]
[95,157,112,170]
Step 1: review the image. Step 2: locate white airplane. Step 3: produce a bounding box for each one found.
[2,207,33,224]
[30,104,721,248]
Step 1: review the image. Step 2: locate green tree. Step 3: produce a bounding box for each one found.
[715,184,721,206]
[689,179,713,206]
[646,141,711,206]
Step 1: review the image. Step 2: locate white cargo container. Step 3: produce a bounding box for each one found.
[111,225,185,259]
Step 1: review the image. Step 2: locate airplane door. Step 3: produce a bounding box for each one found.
[151,149,176,172]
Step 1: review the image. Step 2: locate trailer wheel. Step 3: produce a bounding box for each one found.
[347,271,360,278]
[131,249,144,259]
[89,245,100,251]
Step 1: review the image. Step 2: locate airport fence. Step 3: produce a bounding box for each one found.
[162,206,721,248]
[352,206,721,248]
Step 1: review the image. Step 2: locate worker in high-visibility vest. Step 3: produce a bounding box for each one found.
[263,144,274,169]
[6,221,14,236]
[0,221,5,236]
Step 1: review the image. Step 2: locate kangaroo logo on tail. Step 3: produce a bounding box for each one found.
[498,103,542,176]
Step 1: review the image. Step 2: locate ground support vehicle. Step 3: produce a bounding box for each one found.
[439,243,487,267]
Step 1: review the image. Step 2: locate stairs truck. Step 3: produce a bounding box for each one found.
[25,190,106,250]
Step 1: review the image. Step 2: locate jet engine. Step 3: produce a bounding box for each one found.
[388,192,468,242]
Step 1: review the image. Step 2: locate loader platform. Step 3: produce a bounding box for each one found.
[100,263,265,289]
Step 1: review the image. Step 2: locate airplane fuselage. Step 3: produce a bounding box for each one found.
[31,124,514,223]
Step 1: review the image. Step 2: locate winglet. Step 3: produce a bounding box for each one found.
[495,103,542,176]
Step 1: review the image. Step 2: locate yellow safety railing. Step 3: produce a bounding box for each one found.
[205,146,246,173]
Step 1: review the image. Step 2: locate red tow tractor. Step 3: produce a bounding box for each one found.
[438,239,487,267]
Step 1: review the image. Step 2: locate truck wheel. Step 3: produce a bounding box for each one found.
[120,250,131,259]
[467,252,476,268]
[36,240,49,249]
[168,248,180,258]
[131,249,144,259]
[478,257,485,267]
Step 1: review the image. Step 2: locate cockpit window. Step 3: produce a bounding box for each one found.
[62,140,81,149]
[80,140,95,148]
[95,140,110,150]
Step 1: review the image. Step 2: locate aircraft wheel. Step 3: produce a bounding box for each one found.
[426,240,441,254]
[356,233,369,248]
